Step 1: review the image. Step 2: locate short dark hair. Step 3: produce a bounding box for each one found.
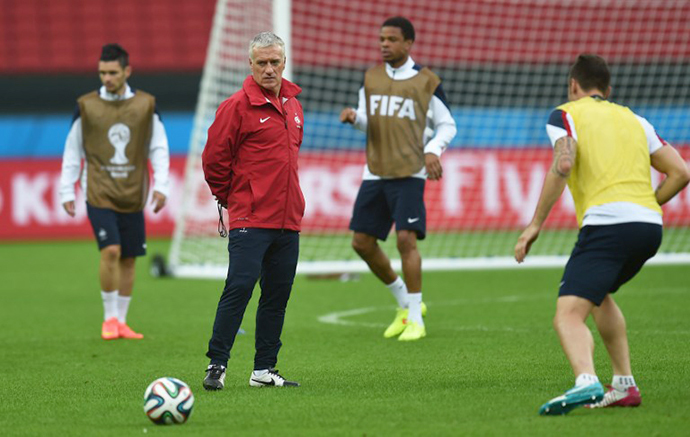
[100,44,129,68]
[382,16,415,41]
[569,54,610,94]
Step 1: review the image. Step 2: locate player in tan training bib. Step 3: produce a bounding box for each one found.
[59,44,170,341]
[341,17,457,341]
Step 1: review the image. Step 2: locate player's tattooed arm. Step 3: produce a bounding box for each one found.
[551,136,577,178]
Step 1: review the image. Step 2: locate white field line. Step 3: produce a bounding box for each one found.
[316,289,690,335]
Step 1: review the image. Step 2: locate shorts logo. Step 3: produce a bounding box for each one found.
[108,123,131,164]
[407,217,420,224]
[260,117,271,123]
[98,228,108,241]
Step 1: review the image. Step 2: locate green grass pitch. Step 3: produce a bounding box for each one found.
[1,239,689,436]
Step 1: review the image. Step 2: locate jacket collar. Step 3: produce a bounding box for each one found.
[99,83,135,101]
[243,75,302,107]
[384,56,417,80]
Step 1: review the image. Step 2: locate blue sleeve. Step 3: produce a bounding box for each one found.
[154,104,163,122]
[433,83,451,111]
[71,104,81,125]
[548,109,566,129]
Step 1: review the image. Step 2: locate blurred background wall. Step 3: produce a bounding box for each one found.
[1,0,688,241]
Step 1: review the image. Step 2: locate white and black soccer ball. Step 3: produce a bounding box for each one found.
[143,377,194,425]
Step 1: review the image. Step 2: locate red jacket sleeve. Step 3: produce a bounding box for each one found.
[202,99,240,205]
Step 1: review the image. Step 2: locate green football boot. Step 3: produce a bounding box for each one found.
[383,302,427,338]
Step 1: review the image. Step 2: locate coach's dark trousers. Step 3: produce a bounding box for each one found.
[207,228,299,370]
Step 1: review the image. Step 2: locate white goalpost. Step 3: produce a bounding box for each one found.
[169,0,690,278]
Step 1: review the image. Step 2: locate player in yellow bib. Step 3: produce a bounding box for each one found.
[515,54,690,415]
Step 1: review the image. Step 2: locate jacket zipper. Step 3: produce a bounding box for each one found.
[281,101,291,231]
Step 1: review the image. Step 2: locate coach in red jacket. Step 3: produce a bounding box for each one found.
[201,32,305,390]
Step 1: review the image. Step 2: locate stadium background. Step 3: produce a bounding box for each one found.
[1,0,689,241]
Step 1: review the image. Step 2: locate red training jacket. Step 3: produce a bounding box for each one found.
[202,75,306,232]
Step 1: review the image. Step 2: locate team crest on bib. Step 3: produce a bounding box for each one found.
[108,123,131,165]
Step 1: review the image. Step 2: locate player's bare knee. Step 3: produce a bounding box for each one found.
[396,232,417,255]
[101,245,121,262]
[351,235,375,256]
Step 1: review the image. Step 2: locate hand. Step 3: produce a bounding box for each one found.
[425,153,443,180]
[339,108,357,124]
[514,223,540,263]
[62,201,76,217]
[151,191,167,213]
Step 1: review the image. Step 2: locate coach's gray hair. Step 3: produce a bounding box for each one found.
[248,32,285,60]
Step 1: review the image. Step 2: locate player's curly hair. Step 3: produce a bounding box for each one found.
[569,54,610,94]
[100,44,129,68]
[382,16,415,41]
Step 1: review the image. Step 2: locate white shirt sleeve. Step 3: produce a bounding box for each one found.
[149,112,171,197]
[635,115,665,154]
[59,118,85,204]
[352,87,368,132]
[423,94,456,157]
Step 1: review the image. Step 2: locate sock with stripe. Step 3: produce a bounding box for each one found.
[612,375,636,391]
[575,373,599,387]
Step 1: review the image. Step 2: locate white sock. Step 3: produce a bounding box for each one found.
[386,276,408,308]
[117,295,132,323]
[575,373,600,387]
[253,369,269,377]
[407,292,424,325]
[612,375,636,391]
[101,290,119,321]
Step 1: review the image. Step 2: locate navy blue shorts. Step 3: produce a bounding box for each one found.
[349,178,426,241]
[86,203,146,258]
[559,222,662,306]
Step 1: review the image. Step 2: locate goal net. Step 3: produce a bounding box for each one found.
[169,0,690,278]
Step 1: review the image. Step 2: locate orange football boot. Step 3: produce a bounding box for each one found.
[118,322,144,339]
[101,317,120,340]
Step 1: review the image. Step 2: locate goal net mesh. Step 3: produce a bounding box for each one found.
[170,0,690,277]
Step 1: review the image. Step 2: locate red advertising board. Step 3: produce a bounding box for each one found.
[1,150,689,240]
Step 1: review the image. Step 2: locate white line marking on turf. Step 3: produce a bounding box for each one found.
[317,291,690,335]
[317,295,542,333]
[317,306,386,328]
[317,305,532,333]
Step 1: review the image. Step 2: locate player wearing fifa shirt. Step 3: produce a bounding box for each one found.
[59,44,170,341]
[515,54,689,415]
[341,17,456,341]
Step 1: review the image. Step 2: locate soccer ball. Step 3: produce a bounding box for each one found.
[143,377,194,425]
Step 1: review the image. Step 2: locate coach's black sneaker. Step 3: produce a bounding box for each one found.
[249,368,299,387]
[203,364,226,391]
